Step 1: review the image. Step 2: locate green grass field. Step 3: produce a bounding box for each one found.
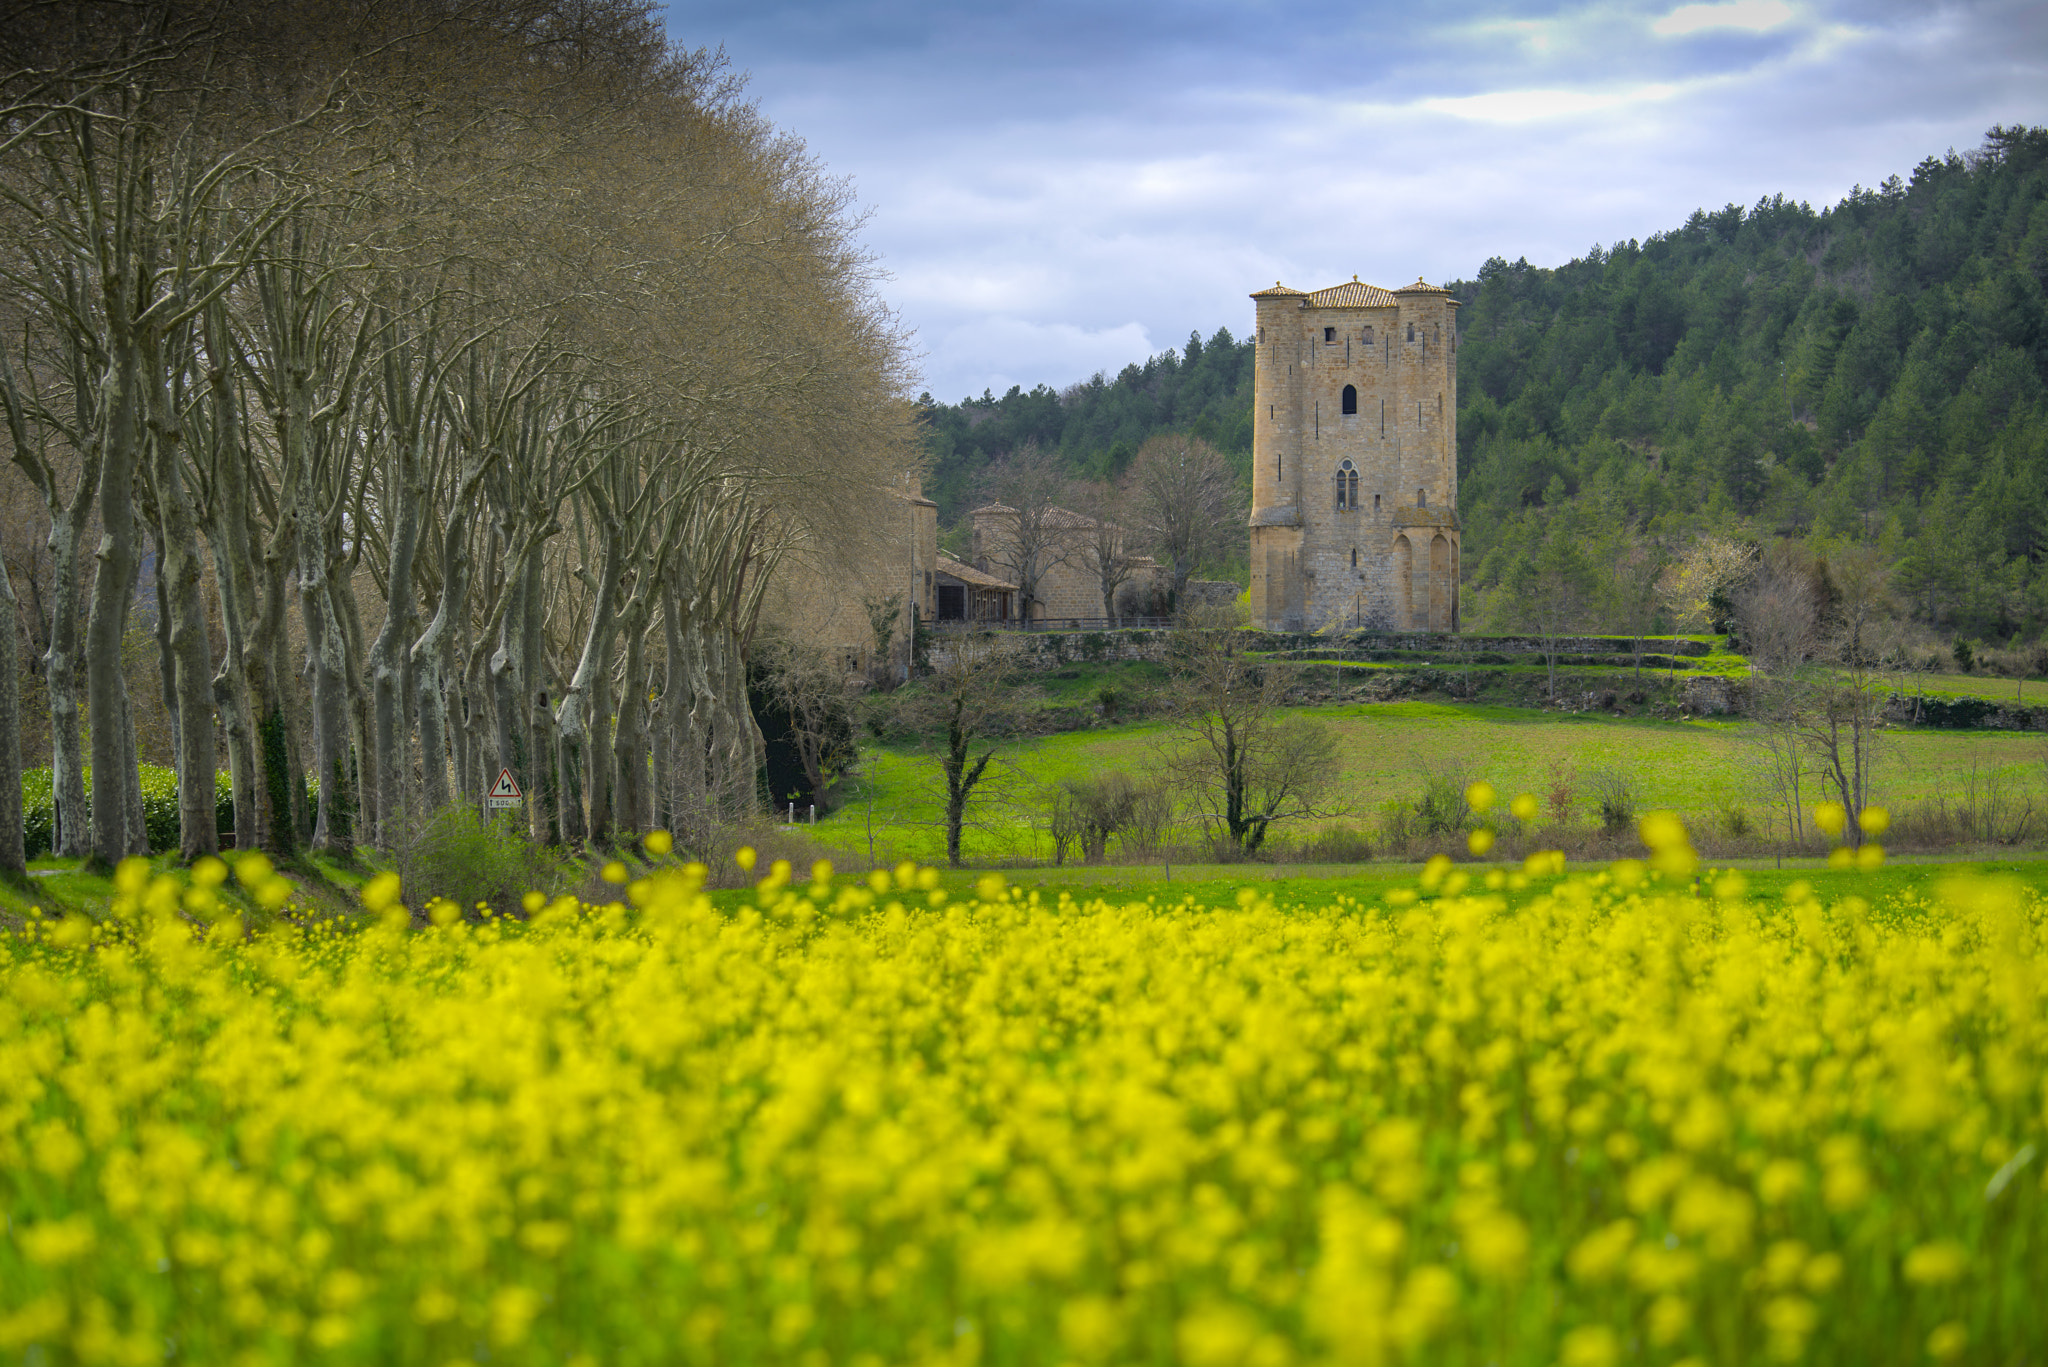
[818,698,2048,867]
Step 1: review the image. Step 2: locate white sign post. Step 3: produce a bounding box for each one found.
[486,768,523,811]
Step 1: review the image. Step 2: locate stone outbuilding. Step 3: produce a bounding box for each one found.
[933,554,1017,623]
[966,502,1167,623]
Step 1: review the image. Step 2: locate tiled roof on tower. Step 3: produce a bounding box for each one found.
[1304,279,1399,307]
[1249,281,1307,298]
[1393,277,1453,295]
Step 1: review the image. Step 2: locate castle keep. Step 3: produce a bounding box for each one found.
[1248,277,1460,631]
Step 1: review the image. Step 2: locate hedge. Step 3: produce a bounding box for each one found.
[22,767,235,857]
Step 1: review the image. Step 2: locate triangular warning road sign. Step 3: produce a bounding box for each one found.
[489,768,523,799]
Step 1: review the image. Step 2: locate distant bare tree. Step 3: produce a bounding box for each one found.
[1750,545,1893,849]
[1733,554,1819,673]
[1070,481,1144,625]
[1659,534,1757,635]
[1127,433,1241,609]
[1605,533,1667,679]
[1162,605,1344,855]
[896,632,1030,866]
[1505,528,1597,700]
[975,443,1081,620]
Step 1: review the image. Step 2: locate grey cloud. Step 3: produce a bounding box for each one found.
[666,0,2048,402]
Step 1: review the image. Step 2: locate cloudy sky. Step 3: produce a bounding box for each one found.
[663,0,2048,404]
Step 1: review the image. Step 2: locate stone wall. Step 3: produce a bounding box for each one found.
[1883,693,2048,731]
[927,629,1170,671]
[1183,580,1240,611]
[1256,631,1714,658]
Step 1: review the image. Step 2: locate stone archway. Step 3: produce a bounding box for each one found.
[1430,534,1451,630]
[1394,534,1414,629]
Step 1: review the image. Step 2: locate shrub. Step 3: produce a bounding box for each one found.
[394,804,563,917]
[22,767,52,858]
[1545,759,1577,827]
[1585,767,1640,834]
[1049,772,1169,863]
[1415,768,1468,835]
[1294,824,1373,863]
[23,765,195,857]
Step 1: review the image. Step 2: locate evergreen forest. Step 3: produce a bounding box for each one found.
[916,125,2048,640]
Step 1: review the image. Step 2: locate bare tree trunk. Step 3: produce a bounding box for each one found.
[247,538,300,852]
[335,572,371,848]
[371,449,424,843]
[46,506,92,857]
[586,646,615,846]
[0,553,23,875]
[652,578,684,834]
[299,533,354,853]
[554,529,621,847]
[490,546,534,818]
[612,616,649,835]
[152,430,220,860]
[86,342,142,866]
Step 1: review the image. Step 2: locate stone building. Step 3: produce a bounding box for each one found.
[967,502,1167,623]
[760,474,939,680]
[1247,277,1460,631]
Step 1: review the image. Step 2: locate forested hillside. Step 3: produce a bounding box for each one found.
[917,125,2048,638]
[915,329,1254,520]
[1454,124,2048,638]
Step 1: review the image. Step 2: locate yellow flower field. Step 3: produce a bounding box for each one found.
[2,841,2044,1366]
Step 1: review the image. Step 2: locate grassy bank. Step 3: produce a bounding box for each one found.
[822,697,2048,867]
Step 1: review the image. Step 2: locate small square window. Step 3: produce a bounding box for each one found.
[1323,327,1336,343]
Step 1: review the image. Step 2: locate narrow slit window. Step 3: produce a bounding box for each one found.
[1374,493,1380,513]
[1341,384,1358,415]
[1418,488,1426,506]
[1351,548,1358,568]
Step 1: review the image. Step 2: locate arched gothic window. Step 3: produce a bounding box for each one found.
[1341,384,1358,415]
[1417,488,1427,506]
[1362,326,1375,345]
[1406,322,1415,342]
[1336,460,1359,511]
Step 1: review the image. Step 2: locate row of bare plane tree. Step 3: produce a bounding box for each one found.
[0,0,915,870]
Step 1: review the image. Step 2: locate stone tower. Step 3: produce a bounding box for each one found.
[1247,277,1460,632]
